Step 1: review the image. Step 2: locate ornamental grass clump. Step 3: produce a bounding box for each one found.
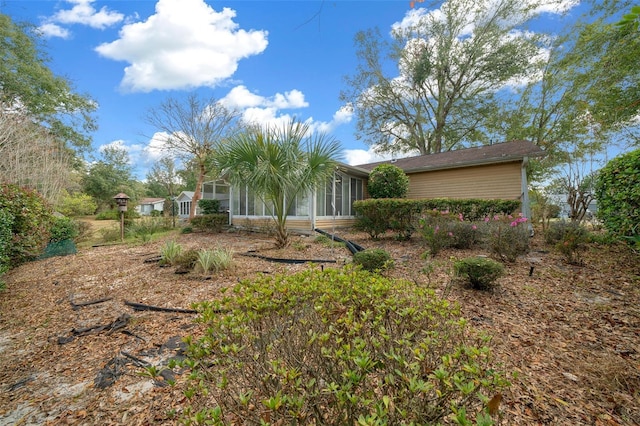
[195,247,234,274]
[454,257,505,291]
[181,266,510,425]
[159,240,182,266]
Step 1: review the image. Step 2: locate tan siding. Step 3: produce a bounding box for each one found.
[407,162,522,200]
[315,218,358,230]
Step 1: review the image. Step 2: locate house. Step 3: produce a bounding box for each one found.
[199,140,544,233]
[176,191,198,219]
[135,197,165,216]
[356,140,545,222]
[200,164,370,233]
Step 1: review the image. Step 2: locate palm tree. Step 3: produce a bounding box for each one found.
[217,120,341,248]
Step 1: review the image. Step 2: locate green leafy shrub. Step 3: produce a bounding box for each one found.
[353,198,520,240]
[352,248,394,272]
[190,214,228,233]
[0,209,13,279]
[55,190,97,217]
[160,240,183,266]
[181,225,193,234]
[195,247,234,274]
[454,257,505,290]
[448,220,480,250]
[595,148,640,238]
[545,221,590,265]
[49,216,80,243]
[367,164,409,199]
[96,208,140,221]
[481,214,529,262]
[0,184,54,266]
[418,210,455,256]
[129,217,172,242]
[198,199,220,214]
[182,267,510,425]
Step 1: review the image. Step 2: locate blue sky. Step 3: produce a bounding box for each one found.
[2,0,583,179]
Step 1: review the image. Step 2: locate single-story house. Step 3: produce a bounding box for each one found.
[356,139,545,222]
[135,197,165,216]
[198,140,545,233]
[176,191,199,219]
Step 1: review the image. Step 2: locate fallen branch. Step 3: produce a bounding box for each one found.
[70,296,113,310]
[124,300,198,314]
[58,313,131,344]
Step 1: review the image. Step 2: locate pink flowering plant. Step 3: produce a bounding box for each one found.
[448,213,481,249]
[480,213,530,262]
[418,210,455,256]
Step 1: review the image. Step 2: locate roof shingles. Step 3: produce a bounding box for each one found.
[356,140,545,173]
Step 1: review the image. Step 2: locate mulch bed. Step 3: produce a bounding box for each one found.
[0,227,638,425]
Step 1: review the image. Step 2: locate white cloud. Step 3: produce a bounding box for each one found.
[38,23,71,39]
[51,0,124,29]
[98,139,127,154]
[220,85,352,135]
[39,0,124,37]
[95,0,268,92]
[343,148,397,166]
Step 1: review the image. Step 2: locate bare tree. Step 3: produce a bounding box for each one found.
[145,94,240,219]
[0,107,72,204]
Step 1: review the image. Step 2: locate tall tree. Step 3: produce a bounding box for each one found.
[145,156,181,199]
[341,0,551,156]
[0,108,73,204]
[82,144,137,211]
[145,94,240,219]
[217,120,341,248]
[0,14,96,151]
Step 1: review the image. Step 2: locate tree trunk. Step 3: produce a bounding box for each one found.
[190,162,206,219]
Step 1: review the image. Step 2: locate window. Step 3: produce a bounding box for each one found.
[316,173,364,216]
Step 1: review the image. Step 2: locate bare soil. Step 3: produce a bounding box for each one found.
[0,224,638,425]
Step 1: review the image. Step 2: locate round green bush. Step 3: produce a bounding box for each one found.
[352,248,394,272]
[367,164,409,199]
[183,267,510,425]
[595,149,640,238]
[0,184,54,267]
[454,257,505,290]
[49,216,80,243]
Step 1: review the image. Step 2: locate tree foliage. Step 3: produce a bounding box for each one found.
[594,148,640,237]
[145,156,182,199]
[341,0,546,156]
[145,94,240,218]
[0,14,96,150]
[217,120,341,248]
[82,144,137,211]
[367,164,409,198]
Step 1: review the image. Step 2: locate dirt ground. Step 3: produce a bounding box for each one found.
[0,224,638,425]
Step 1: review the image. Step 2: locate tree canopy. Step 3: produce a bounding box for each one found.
[341,0,548,156]
[0,14,97,150]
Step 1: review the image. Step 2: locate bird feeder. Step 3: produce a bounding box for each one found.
[113,193,130,241]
